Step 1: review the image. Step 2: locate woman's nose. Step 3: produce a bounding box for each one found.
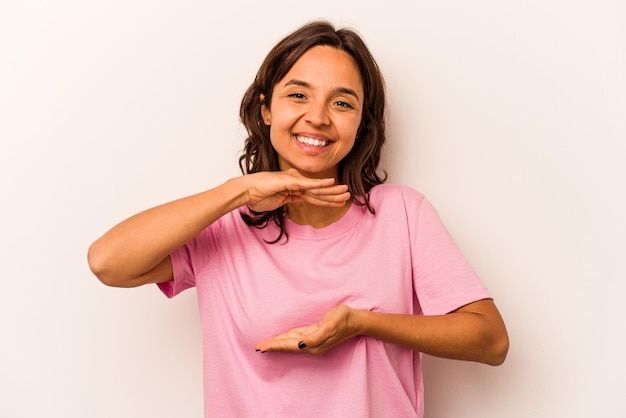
[305,100,330,126]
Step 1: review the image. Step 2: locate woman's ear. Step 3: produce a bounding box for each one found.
[260,94,271,126]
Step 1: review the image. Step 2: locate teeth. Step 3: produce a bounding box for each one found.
[295,135,329,147]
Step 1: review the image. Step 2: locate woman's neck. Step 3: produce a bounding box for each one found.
[285,199,352,228]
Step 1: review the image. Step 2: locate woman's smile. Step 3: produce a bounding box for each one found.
[294,134,331,148]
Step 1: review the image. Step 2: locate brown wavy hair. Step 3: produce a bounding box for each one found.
[238,20,387,243]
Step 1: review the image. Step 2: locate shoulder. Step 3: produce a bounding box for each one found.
[368,183,426,208]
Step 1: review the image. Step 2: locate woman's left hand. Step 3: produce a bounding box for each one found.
[255,305,359,356]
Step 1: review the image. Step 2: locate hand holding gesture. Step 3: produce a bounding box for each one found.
[244,169,351,213]
[255,305,359,356]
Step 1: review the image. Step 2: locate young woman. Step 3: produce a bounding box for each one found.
[88,20,509,418]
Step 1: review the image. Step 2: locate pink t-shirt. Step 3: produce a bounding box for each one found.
[159,183,491,417]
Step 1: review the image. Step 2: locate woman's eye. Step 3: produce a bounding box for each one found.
[335,101,354,109]
[288,93,306,99]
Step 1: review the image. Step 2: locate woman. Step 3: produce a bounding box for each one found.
[88,20,509,418]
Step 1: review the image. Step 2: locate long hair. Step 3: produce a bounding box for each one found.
[238,20,387,243]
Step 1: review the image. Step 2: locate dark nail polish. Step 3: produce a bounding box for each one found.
[298,341,307,349]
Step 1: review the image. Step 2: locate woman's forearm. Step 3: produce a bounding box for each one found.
[352,299,509,365]
[87,177,248,287]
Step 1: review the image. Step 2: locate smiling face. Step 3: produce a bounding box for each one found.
[261,45,364,179]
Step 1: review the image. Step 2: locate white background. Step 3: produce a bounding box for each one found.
[1,1,624,417]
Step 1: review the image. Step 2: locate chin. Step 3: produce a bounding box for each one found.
[298,168,337,178]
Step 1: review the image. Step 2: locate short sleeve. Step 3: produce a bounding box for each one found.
[156,218,222,298]
[403,189,491,315]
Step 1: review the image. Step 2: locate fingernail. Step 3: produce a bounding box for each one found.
[298,341,307,349]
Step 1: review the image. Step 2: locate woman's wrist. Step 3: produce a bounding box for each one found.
[217,176,252,211]
[348,307,368,337]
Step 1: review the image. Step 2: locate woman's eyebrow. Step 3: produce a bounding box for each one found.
[283,79,360,101]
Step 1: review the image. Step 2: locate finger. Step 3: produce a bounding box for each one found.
[301,191,351,207]
[298,326,333,351]
[255,324,318,353]
[304,189,351,201]
[284,176,336,191]
[301,185,350,201]
[301,184,348,195]
[255,337,300,353]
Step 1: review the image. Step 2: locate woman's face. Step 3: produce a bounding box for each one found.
[261,45,364,179]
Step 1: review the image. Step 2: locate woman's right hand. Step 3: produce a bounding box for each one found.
[244,169,351,213]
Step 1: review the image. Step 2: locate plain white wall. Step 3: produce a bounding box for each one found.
[1,1,624,417]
